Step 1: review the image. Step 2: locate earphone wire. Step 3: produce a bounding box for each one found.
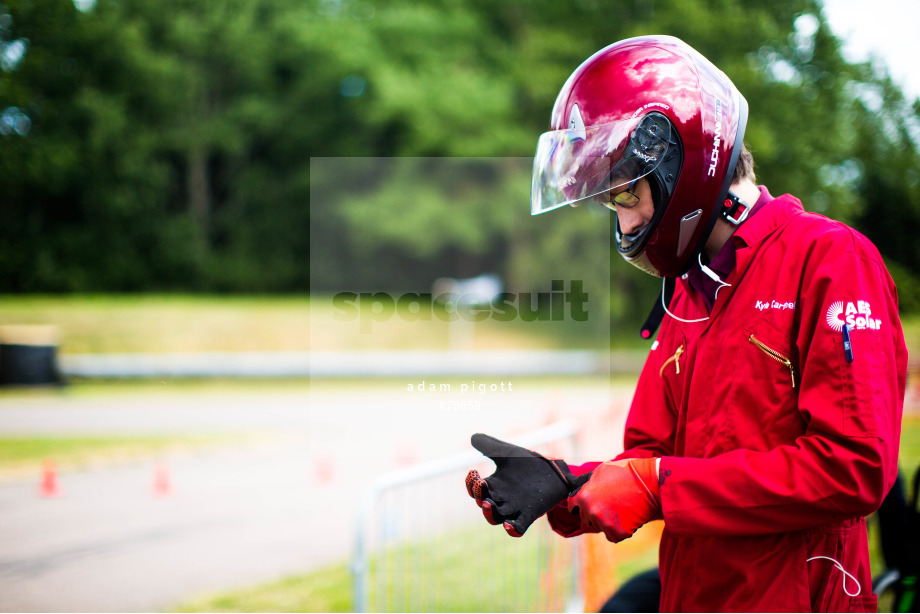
[698,253,732,300]
[661,276,709,324]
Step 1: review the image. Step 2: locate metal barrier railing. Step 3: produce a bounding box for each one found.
[351,421,583,612]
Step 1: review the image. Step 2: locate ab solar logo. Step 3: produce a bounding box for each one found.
[825,300,882,332]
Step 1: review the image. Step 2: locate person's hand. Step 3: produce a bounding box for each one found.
[569,458,662,543]
[546,502,587,537]
[465,433,591,537]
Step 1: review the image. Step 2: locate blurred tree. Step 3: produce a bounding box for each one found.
[850,75,920,312]
[0,0,164,291]
[0,0,320,291]
[1,0,918,325]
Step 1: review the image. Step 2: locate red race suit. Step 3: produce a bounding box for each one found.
[563,194,907,612]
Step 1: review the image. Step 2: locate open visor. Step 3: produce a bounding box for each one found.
[531,114,670,215]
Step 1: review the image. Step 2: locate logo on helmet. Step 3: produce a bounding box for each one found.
[630,102,671,119]
[707,99,723,178]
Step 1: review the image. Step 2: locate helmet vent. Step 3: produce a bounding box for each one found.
[677,209,702,257]
[568,104,586,142]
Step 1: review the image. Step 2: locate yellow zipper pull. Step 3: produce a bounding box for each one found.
[659,344,684,377]
[748,335,796,389]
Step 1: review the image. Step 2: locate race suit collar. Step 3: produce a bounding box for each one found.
[729,190,807,300]
[674,188,806,325]
[731,186,804,252]
[687,185,775,311]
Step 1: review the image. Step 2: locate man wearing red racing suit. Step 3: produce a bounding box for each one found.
[613,185,906,611]
[467,36,906,612]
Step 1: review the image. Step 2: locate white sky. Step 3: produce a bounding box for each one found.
[821,0,920,100]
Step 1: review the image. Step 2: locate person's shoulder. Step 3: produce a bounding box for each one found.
[778,203,882,262]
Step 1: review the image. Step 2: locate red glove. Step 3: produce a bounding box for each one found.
[568,458,662,543]
[546,503,585,537]
[546,461,600,537]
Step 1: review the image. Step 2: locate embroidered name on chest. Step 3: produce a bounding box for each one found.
[755,300,796,312]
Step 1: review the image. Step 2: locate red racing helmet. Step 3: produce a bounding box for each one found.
[531,35,748,277]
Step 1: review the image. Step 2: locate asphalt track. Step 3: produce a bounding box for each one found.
[0,379,625,612]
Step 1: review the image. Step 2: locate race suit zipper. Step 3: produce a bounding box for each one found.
[749,334,796,388]
[660,344,684,376]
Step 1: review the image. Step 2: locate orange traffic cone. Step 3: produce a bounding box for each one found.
[39,459,61,498]
[152,463,172,498]
[313,454,335,485]
[395,443,417,468]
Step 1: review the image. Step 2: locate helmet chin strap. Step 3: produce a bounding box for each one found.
[721,190,751,225]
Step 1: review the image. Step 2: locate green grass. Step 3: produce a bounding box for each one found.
[4,295,918,355]
[898,413,920,478]
[0,434,247,479]
[865,412,920,582]
[899,314,920,356]
[0,293,613,354]
[176,524,575,613]
[0,377,313,399]
[177,563,353,613]
[0,294,311,353]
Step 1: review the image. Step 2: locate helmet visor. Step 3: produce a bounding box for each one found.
[531,114,670,215]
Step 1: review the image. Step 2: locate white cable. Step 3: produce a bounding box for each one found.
[698,253,732,300]
[806,556,862,597]
[660,277,709,324]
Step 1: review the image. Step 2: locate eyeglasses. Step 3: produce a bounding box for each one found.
[595,179,640,211]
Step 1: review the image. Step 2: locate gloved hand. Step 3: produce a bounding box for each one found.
[546,460,601,537]
[569,458,662,543]
[546,502,587,537]
[465,433,591,537]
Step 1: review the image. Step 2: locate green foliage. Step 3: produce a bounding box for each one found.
[0,0,315,291]
[175,524,575,613]
[850,75,920,291]
[1,0,919,315]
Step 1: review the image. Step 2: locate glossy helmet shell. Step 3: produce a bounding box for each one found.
[546,35,748,277]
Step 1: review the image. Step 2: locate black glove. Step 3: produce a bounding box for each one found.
[464,433,591,537]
